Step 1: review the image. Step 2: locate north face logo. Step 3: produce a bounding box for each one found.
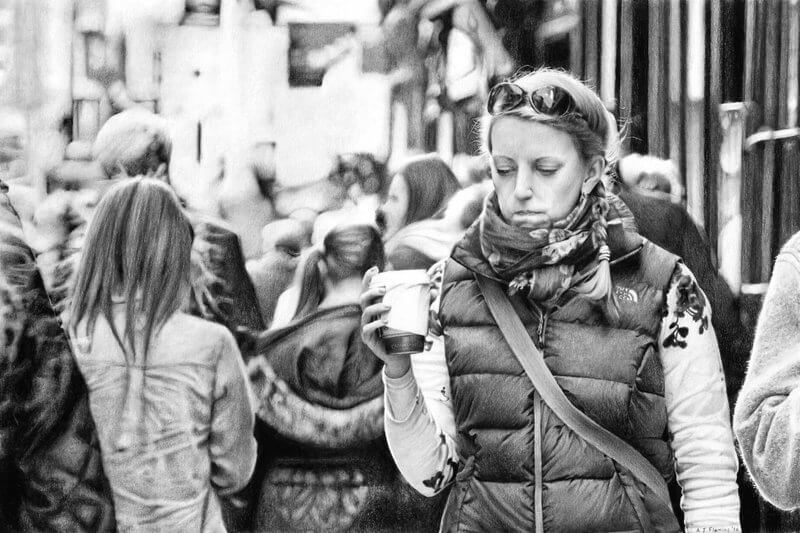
[615,285,639,303]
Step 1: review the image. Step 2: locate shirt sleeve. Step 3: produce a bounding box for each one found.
[383,261,460,497]
[733,244,800,510]
[660,263,741,532]
[209,328,258,496]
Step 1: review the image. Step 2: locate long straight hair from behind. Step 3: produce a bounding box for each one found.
[68,177,194,363]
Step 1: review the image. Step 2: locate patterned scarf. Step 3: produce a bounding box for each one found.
[478,174,633,307]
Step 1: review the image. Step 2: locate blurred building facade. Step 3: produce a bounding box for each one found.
[3,1,797,289]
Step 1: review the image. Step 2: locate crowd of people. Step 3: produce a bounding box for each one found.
[0,66,796,532]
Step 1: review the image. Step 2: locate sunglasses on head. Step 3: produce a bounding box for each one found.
[487,82,578,119]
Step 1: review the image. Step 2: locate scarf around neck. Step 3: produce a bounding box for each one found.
[478,174,634,307]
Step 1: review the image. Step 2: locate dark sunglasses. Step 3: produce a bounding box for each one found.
[487,82,578,119]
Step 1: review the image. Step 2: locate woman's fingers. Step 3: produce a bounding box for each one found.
[361,266,379,294]
[362,319,386,336]
[361,314,389,360]
[430,286,439,303]
[360,266,385,309]
[361,302,390,324]
[360,286,386,309]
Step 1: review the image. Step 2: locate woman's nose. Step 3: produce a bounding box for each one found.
[513,170,534,200]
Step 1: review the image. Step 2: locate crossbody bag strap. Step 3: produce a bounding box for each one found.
[475,274,672,509]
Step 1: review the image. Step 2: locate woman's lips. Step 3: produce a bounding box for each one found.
[511,211,551,228]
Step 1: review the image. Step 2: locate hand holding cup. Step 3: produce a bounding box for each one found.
[360,267,432,378]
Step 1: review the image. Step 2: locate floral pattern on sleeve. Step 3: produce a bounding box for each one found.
[426,260,446,340]
[662,263,710,350]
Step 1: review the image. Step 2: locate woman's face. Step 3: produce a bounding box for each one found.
[378,173,409,240]
[489,116,601,229]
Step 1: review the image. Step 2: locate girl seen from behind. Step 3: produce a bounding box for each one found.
[247,223,445,532]
[68,177,257,532]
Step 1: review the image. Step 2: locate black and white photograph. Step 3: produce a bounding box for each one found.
[0,0,798,531]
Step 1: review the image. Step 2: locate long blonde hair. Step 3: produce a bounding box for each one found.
[68,177,193,363]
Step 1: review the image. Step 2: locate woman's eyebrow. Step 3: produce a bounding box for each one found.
[529,156,564,165]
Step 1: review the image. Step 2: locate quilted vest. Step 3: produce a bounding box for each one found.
[439,227,681,532]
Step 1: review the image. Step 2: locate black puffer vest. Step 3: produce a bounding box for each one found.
[438,224,681,532]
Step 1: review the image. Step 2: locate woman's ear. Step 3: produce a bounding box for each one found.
[585,154,607,183]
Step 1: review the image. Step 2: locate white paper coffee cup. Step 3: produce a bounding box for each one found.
[369,270,431,355]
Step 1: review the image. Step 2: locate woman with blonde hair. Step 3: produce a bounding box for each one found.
[361,69,740,531]
[68,177,256,531]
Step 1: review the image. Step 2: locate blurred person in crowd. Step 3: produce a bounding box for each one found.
[440,180,493,233]
[361,69,740,531]
[93,108,173,181]
[617,153,680,201]
[734,230,800,510]
[68,177,256,531]
[268,152,388,232]
[450,153,489,187]
[376,181,492,275]
[95,114,263,530]
[45,108,264,336]
[269,209,372,330]
[377,153,461,270]
[216,147,280,260]
[246,218,311,327]
[327,152,388,203]
[247,222,445,531]
[603,119,751,410]
[0,180,116,531]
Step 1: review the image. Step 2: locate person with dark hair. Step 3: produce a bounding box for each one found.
[376,153,461,270]
[291,223,386,320]
[246,222,445,531]
[376,181,493,274]
[361,69,740,531]
[68,178,256,531]
[0,179,116,531]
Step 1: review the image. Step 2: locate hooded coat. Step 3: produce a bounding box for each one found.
[248,304,446,531]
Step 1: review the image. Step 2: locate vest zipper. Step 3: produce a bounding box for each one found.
[532,298,564,530]
[537,293,568,348]
[537,312,548,347]
[532,305,546,532]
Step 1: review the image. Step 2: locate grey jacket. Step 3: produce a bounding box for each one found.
[72,311,257,531]
[734,231,800,510]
